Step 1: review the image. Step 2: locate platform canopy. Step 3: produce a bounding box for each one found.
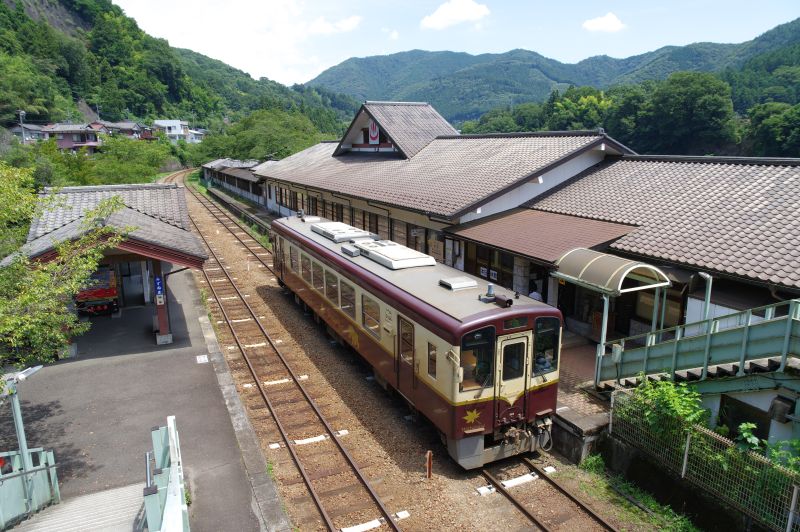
[552,247,671,296]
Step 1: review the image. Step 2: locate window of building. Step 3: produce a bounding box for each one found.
[72,134,80,141]
[460,327,495,391]
[290,191,298,211]
[362,294,381,339]
[312,262,324,292]
[533,317,560,376]
[301,255,312,283]
[325,270,339,306]
[56,133,64,139]
[502,341,525,381]
[399,317,414,365]
[289,246,299,272]
[427,343,437,379]
[368,213,379,234]
[334,204,344,222]
[340,281,356,318]
[307,196,317,216]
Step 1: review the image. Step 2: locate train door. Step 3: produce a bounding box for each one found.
[396,316,416,399]
[275,237,285,279]
[493,332,532,426]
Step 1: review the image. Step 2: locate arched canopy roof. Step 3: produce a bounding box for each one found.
[553,248,671,296]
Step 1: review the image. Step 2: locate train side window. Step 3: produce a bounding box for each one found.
[301,255,312,283]
[325,270,339,306]
[362,294,381,339]
[289,246,299,273]
[340,281,356,318]
[427,343,437,379]
[460,327,495,391]
[533,317,560,376]
[312,262,324,292]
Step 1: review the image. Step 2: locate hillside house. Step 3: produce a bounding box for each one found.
[44,123,107,153]
[153,120,188,143]
[9,124,48,144]
[91,120,146,139]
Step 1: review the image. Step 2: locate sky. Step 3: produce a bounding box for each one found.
[113,0,800,86]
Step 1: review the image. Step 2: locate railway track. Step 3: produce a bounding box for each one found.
[171,170,402,530]
[481,456,618,531]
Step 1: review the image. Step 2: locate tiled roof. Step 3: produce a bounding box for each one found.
[445,209,636,264]
[20,184,205,262]
[220,167,261,183]
[258,132,612,219]
[202,158,258,170]
[44,123,94,133]
[361,101,458,158]
[531,155,800,289]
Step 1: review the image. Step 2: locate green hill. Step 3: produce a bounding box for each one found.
[0,0,357,133]
[309,18,800,122]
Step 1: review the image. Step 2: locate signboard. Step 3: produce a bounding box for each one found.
[154,275,164,296]
[489,270,498,281]
[368,119,380,145]
[479,266,488,277]
[156,294,165,305]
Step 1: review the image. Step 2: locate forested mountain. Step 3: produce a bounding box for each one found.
[309,18,800,122]
[0,0,358,132]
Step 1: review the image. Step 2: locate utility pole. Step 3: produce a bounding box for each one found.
[96,103,102,122]
[17,109,26,144]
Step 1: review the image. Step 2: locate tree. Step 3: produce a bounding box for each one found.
[0,162,126,367]
[746,102,800,156]
[637,72,737,154]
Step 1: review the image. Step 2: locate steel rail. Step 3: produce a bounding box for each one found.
[188,196,400,531]
[181,178,275,272]
[522,457,618,532]
[481,468,551,531]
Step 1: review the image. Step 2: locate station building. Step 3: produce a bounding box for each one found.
[13,183,206,347]
[206,101,800,443]
[205,101,800,340]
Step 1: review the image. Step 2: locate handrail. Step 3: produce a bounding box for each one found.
[603,298,800,349]
[0,463,57,482]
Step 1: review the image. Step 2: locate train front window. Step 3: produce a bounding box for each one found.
[502,342,525,381]
[460,326,495,391]
[533,317,560,376]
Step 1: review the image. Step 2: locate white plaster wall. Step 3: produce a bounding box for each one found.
[704,390,796,444]
[685,297,764,336]
[458,149,605,224]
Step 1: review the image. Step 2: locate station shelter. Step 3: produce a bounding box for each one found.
[11,183,206,349]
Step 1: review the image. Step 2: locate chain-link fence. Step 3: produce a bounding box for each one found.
[611,390,800,531]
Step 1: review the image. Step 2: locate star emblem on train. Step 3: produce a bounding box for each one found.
[463,409,481,424]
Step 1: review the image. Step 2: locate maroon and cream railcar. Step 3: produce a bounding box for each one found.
[271,215,561,469]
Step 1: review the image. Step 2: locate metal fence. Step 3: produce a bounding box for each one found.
[610,390,800,531]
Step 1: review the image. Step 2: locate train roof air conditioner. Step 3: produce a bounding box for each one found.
[311,222,372,243]
[354,240,436,270]
[439,276,478,291]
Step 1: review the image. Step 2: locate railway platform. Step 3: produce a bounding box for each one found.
[0,266,290,531]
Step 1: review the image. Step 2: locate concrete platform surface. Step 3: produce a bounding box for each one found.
[0,267,277,531]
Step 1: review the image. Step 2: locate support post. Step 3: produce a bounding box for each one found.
[787,484,799,532]
[153,260,172,345]
[659,287,668,339]
[9,383,33,512]
[681,431,692,479]
[651,287,660,333]
[595,294,610,386]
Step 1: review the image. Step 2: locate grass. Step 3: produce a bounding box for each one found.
[549,454,700,531]
[266,460,275,480]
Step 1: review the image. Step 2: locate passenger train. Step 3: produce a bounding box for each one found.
[271,213,561,469]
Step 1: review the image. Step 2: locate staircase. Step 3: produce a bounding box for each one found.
[596,299,800,387]
[13,483,145,532]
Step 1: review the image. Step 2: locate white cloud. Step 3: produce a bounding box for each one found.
[308,15,363,36]
[381,27,400,40]
[582,12,626,33]
[113,0,363,84]
[420,0,490,31]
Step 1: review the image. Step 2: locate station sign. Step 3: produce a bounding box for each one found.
[155,276,164,296]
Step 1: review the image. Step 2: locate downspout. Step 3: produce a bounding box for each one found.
[698,272,713,322]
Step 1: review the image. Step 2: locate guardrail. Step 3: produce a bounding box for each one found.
[598,299,800,384]
[0,448,60,529]
[143,416,190,532]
